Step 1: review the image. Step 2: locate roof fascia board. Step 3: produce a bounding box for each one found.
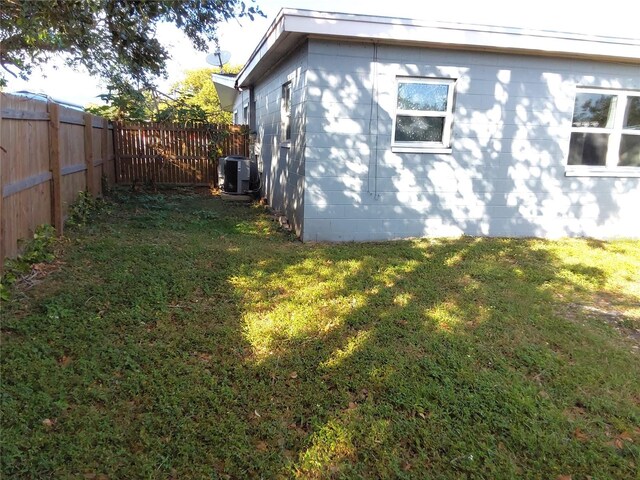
[237,8,640,87]
[211,73,239,111]
[283,9,637,43]
[236,10,287,87]
[211,73,236,88]
[284,10,640,61]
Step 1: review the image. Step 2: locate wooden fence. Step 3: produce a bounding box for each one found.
[1,95,249,272]
[114,122,249,185]
[1,93,114,272]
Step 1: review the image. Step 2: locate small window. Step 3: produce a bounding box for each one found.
[233,109,239,125]
[392,77,455,152]
[568,88,640,171]
[281,82,292,142]
[243,103,249,124]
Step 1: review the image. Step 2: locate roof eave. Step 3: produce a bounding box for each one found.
[211,74,238,112]
[236,8,640,89]
[236,9,288,88]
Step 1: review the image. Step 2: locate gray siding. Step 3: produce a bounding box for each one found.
[253,42,308,236]
[303,39,640,241]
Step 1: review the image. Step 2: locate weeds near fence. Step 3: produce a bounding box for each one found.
[1,191,110,300]
[0,225,57,300]
[66,191,109,229]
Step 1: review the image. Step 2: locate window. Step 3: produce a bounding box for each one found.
[243,103,249,124]
[281,82,292,142]
[233,109,239,125]
[392,77,455,152]
[568,88,640,174]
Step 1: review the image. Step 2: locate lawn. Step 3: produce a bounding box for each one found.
[2,190,639,479]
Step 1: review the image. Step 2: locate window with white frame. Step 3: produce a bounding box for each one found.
[243,103,249,124]
[392,77,455,151]
[281,82,292,142]
[568,88,640,170]
[233,109,239,125]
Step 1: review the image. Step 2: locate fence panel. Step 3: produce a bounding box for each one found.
[0,93,113,272]
[114,122,249,185]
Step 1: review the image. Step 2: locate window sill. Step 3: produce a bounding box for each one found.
[565,167,640,178]
[391,145,452,154]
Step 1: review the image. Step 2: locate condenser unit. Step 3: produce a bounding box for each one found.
[218,155,259,195]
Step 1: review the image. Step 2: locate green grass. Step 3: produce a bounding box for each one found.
[2,190,639,479]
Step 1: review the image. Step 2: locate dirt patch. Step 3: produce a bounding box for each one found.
[14,260,65,292]
[563,299,640,350]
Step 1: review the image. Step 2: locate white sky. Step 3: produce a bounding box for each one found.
[5,0,638,107]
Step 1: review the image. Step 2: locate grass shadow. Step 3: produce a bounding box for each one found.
[232,236,640,478]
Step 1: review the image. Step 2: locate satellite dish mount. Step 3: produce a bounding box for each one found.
[206,49,232,69]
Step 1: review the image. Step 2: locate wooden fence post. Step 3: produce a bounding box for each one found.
[244,125,250,157]
[84,113,95,196]
[48,101,63,235]
[0,100,4,274]
[101,118,108,191]
[113,121,121,183]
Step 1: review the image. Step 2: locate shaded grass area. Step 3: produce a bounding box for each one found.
[2,191,639,479]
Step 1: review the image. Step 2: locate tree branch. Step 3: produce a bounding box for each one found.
[0,60,19,78]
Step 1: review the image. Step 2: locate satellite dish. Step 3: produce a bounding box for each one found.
[206,50,232,69]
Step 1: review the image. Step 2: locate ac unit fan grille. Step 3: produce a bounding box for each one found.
[224,159,239,193]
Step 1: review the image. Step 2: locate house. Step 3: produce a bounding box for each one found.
[215,9,640,241]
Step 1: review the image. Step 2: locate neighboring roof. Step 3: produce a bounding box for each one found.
[10,90,85,110]
[237,8,640,88]
[211,73,238,111]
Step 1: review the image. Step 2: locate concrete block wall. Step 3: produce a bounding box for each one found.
[302,39,640,241]
[252,42,308,237]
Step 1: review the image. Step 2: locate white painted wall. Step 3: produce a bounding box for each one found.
[303,39,640,241]
[232,89,250,125]
[251,42,308,236]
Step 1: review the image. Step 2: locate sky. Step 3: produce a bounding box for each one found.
[5,0,638,107]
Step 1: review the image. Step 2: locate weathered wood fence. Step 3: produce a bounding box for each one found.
[1,93,251,272]
[1,93,115,272]
[114,122,249,185]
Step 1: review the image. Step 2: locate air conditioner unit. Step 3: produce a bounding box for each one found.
[218,155,259,195]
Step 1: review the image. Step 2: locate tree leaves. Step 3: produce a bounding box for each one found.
[606,431,634,449]
[85,66,243,123]
[167,66,243,124]
[0,0,263,87]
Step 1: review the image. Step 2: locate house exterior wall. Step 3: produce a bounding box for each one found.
[232,89,250,125]
[303,39,640,241]
[252,42,308,236]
